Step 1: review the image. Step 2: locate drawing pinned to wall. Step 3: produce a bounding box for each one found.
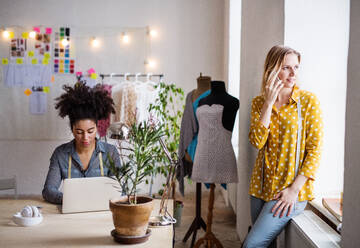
[34,31,51,57]
[53,27,74,74]
[10,38,27,57]
[29,87,47,115]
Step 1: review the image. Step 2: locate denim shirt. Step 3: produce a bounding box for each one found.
[42,139,121,204]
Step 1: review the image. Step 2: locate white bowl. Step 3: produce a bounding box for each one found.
[13,212,43,227]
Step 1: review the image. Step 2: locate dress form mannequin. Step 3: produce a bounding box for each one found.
[182,73,211,248]
[193,80,239,248]
[191,73,211,103]
[197,80,239,132]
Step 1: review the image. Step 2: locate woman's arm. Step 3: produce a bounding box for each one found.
[42,150,63,204]
[298,93,324,180]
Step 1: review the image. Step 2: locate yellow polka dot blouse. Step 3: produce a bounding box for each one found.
[249,86,323,202]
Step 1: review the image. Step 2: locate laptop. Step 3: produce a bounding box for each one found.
[62,177,121,214]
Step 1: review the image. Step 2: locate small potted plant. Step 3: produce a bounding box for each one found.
[106,118,164,242]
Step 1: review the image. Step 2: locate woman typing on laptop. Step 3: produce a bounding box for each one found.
[42,82,121,204]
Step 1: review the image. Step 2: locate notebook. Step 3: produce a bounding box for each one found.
[62,177,121,214]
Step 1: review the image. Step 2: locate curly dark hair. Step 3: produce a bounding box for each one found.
[55,82,115,128]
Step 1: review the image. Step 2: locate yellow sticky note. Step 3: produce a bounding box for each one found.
[28,51,35,57]
[22,32,29,39]
[90,73,97,79]
[9,31,14,39]
[44,53,51,59]
[2,58,9,65]
[31,58,38,65]
[43,87,50,93]
[51,75,55,83]
[42,59,49,65]
[24,89,32,96]
[16,58,23,64]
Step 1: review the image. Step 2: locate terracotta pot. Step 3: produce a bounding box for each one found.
[109,195,153,236]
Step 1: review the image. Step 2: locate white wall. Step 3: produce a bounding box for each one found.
[0,0,226,195]
[342,0,360,246]
[284,0,349,197]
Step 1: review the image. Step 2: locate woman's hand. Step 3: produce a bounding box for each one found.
[271,187,299,218]
[264,68,284,106]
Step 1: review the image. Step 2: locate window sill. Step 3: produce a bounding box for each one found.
[308,198,341,234]
[287,210,341,247]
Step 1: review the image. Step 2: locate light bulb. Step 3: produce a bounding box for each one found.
[29,31,36,39]
[91,37,100,47]
[3,30,10,39]
[149,29,158,38]
[61,38,69,47]
[122,33,130,43]
[146,59,156,68]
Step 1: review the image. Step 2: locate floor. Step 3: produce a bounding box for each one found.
[173,183,242,248]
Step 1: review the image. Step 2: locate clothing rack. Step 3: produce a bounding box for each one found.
[99,73,164,80]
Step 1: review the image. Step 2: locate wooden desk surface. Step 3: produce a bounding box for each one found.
[0,198,173,247]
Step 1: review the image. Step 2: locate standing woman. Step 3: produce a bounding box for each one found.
[242,45,323,247]
[42,82,121,204]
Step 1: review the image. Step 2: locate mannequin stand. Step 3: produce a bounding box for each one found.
[183,183,207,248]
[194,184,223,248]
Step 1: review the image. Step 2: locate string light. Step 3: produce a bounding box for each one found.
[122,33,130,44]
[3,30,10,39]
[91,37,100,47]
[29,31,36,39]
[61,38,69,47]
[149,29,158,38]
[145,59,157,68]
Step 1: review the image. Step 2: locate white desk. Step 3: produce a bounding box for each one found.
[0,198,173,247]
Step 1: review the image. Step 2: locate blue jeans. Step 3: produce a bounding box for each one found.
[242,196,307,248]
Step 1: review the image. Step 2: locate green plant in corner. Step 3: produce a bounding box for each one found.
[148,81,185,192]
[106,120,165,204]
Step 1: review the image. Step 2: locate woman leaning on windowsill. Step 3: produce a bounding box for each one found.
[242,45,323,248]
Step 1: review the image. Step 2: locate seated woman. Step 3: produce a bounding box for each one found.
[42,82,121,204]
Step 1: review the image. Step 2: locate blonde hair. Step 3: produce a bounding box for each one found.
[261,45,301,95]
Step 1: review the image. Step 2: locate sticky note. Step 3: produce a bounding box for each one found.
[87,68,95,74]
[2,58,9,65]
[31,58,38,65]
[44,53,51,59]
[24,89,32,96]
[45,27,52,34]
[51,75,55,82]
[76,71,82,77]
[9,31,14,39]
[33,27,40,33]
[42,59,49,65]
[22,32,29,39]
[16,58,23,64]
[43,87,50,93]
[90,73,97,79]
[28,51,35,57]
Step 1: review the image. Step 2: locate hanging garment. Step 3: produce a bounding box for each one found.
[111,80,137,127]
[192,104,238,183]
[176,91,198,196]
[186,90,210,161]
[97,84,112,137]
[134,82,158,123]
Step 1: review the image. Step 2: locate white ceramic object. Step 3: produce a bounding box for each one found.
[13,212,43,227]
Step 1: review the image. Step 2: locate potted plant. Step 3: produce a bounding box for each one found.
[106,119,165,241]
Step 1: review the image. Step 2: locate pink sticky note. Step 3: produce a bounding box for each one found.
[87,68,95,75]
[45,27,52,34]
[33,27,40,33]
[76,71,83,77]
